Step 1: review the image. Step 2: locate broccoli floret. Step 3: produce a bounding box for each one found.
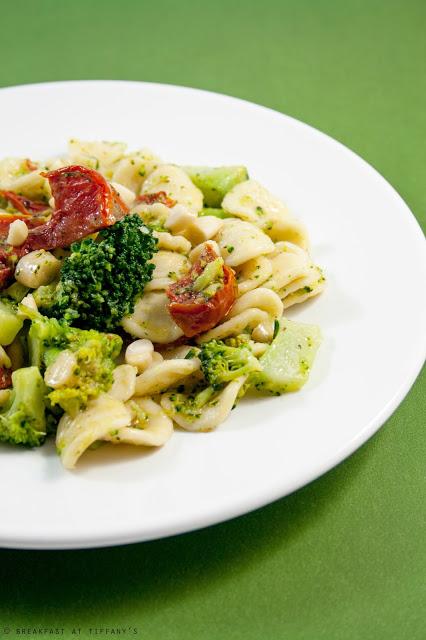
[168,385,216,419]
[199,339,261,388]
[0,367,48,447]
[27,313,122,416]
[37,214,158,331]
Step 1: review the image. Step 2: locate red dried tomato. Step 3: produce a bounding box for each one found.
[167,244,237,337]
[22,165,128,252]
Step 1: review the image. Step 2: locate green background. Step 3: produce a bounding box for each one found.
[0,0,425,638]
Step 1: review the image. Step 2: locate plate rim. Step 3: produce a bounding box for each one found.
[0,79,425,549]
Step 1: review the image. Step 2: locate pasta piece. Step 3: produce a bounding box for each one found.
[122,291,184,344]
[189,240,220,263]
[111,149,160,193]
[131,201,171,227]
[0,161,50,200]
[282,265,326,308]
[196,308,270,343]
[106,398,173,447]
[42,157,71,172]
[161,376,246,432]
[222,179,309,249]
[164,205,197,234]
[109,182,136,208]
[109,365,137,402]
[134,357,200,396]
[154,231,192,254]
[263,242,311,293]
[56,393,133,469]
[68,139,127,175]
[228,288,283,320]
[144,250,190,291]
[215,219,274,267]
[167,215,223,246]
[125,339,154,372]
[0,158,34,185]
[141,165,203,215]
[150,351,164,366]
[236,255,273,295]
[160,344,200,360]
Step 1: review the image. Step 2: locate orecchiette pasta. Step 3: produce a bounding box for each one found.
[222,179,310,249]
[109,365,138,402]
[189,240,220,263]
[68,139,127,173]
[56,394,133,469]
[154,231,192,254]
[161,376,247,432]
[109,398,173,447]
[122,291,184,344]
[172,215,223,246]
[125,339,154,372]
[134,358,200,397]
[109,182,136,208]
[111,149,160,193]
[236,255,273,295]
[56,393,173,469]
[263,242,311,292]
[228,288,284,320]
[141,165,203,215]
[215,219,275,267]
[131,201,172,227]
[144,250,190,291]
[282,265,326,308]
[196,308,270,343]
[0,159,50,200]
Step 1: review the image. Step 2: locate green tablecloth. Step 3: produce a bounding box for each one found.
[0,1,424,638]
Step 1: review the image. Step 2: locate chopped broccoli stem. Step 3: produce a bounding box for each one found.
[0,298,24,346]
[0,366,48,447]
[193,257,224,293]
[254,319,321,394]
[183,166,249,207]
[3,282,30,303]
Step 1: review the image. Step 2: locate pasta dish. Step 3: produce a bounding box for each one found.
[0,140,324,469]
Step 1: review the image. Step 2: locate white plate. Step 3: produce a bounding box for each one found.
[0,81,425,549]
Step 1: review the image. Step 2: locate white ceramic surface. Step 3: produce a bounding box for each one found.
[0,81,425,549]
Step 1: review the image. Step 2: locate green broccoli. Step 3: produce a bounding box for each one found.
[183,166,249,207]
[0,297,23,345]
[166,385,216,422]
[27,312,122,417]
[199,339,261,388]
[36,214,158,331]
[253,319,322,394]
[0,367,48,447]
